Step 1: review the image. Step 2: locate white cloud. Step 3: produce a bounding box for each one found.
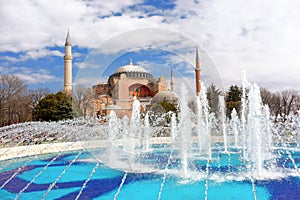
[1,49,63,62]
[74,76,100,87]
[1,56,19,63]
[0,0,299,91]
[74,61,102,69]
[23,49,63,60]
[168,0,300,91]
[0,65,56,84]
[0,0,165,52]
[15,71,55,84]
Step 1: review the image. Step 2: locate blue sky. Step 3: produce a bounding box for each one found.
[1,0,300,93]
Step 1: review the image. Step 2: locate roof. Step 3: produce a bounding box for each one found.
[115,63,148,73]
[108,59,153,80]
[103,105,122,110]
[152,91,178,104]
[65,30,71,46]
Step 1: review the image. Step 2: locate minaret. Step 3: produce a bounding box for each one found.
[195,48,201,96]
[170,67,175,92]
[64,30,72,95]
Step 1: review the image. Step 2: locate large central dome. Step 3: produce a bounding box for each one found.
[115,63,148,73]
[109,59,153,79]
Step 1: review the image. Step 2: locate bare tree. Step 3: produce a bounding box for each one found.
[260,88,273,106]
[261,88,281,117]
[295,95,300,111]
[73,86,94,118]
[280,90,299,118]
[28,88,50,108]
[11,94,32,122]
[261,88,300,121]
[0,74,27,126]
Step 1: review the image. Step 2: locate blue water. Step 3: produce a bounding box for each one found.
[0,148,300,199]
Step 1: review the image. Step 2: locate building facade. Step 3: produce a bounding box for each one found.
[63,31,201,118]
[92,59,168,117]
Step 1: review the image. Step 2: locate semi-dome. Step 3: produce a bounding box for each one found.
[152,91,178,104]
[103,104,122,110]
[109,59,153,80]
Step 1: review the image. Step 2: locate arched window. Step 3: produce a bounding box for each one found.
[129,84,152,97]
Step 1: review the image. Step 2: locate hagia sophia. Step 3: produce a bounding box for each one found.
[63,31,201,117]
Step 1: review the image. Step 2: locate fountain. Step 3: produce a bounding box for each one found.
[230,108,240,148]
[0,75,299,199]
[219,94,228,153]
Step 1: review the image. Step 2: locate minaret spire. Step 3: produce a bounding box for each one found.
[195,47,201,96]
[64,30,73,95]
[196,47,199,62]
[170,67,175,92]
[65,29,72,46]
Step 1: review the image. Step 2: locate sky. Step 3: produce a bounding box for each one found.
[1,0,300,94]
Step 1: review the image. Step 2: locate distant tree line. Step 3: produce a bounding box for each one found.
[0,74,74,126]
[1,73,299,127]
[206,83,300,122]
[260,88,300,121]
[0,74,50,126]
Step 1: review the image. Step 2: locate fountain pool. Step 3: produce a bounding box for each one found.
[0,146,299,200]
